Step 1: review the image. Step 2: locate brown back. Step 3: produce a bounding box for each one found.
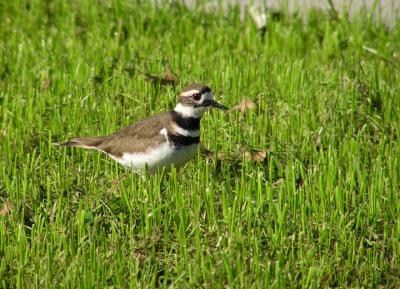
[97,112,173,157]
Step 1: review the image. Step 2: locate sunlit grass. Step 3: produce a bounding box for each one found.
[1,1,400,288]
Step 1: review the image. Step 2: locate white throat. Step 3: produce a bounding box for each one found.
[174,103,207,118]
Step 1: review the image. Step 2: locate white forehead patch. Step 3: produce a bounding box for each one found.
[180,89,200,97]
[180,89,214,100]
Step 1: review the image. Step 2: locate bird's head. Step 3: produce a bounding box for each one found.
[174,83,227,118]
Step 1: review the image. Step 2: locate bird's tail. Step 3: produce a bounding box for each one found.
[61,136,107,150]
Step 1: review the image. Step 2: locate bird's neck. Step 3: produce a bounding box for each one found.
[171,109,201,131]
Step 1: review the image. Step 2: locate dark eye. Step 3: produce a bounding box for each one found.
[192,93,201,101]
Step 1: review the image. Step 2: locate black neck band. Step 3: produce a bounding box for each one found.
[171,111,201,130]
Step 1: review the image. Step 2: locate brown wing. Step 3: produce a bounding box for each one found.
[97,112,172,157]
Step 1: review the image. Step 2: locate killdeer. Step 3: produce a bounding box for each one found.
[63,83,227,173]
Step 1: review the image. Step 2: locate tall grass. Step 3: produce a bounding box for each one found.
[1,1,399,288]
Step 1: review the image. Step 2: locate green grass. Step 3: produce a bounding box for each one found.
[1,1,400,288]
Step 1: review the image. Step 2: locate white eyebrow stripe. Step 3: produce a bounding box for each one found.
[180,89,200,97]
[171,122,200,137]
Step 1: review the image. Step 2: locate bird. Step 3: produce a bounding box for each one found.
[62,83,227,174]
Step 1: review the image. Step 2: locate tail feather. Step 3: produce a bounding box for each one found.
[62,136,107,149]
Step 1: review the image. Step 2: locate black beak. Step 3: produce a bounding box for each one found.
[203,100,228,110]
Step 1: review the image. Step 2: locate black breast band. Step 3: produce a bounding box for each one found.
[168,134,200,147]
[171,111,200,130]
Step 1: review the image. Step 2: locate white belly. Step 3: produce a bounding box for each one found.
[110,143,198,173]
